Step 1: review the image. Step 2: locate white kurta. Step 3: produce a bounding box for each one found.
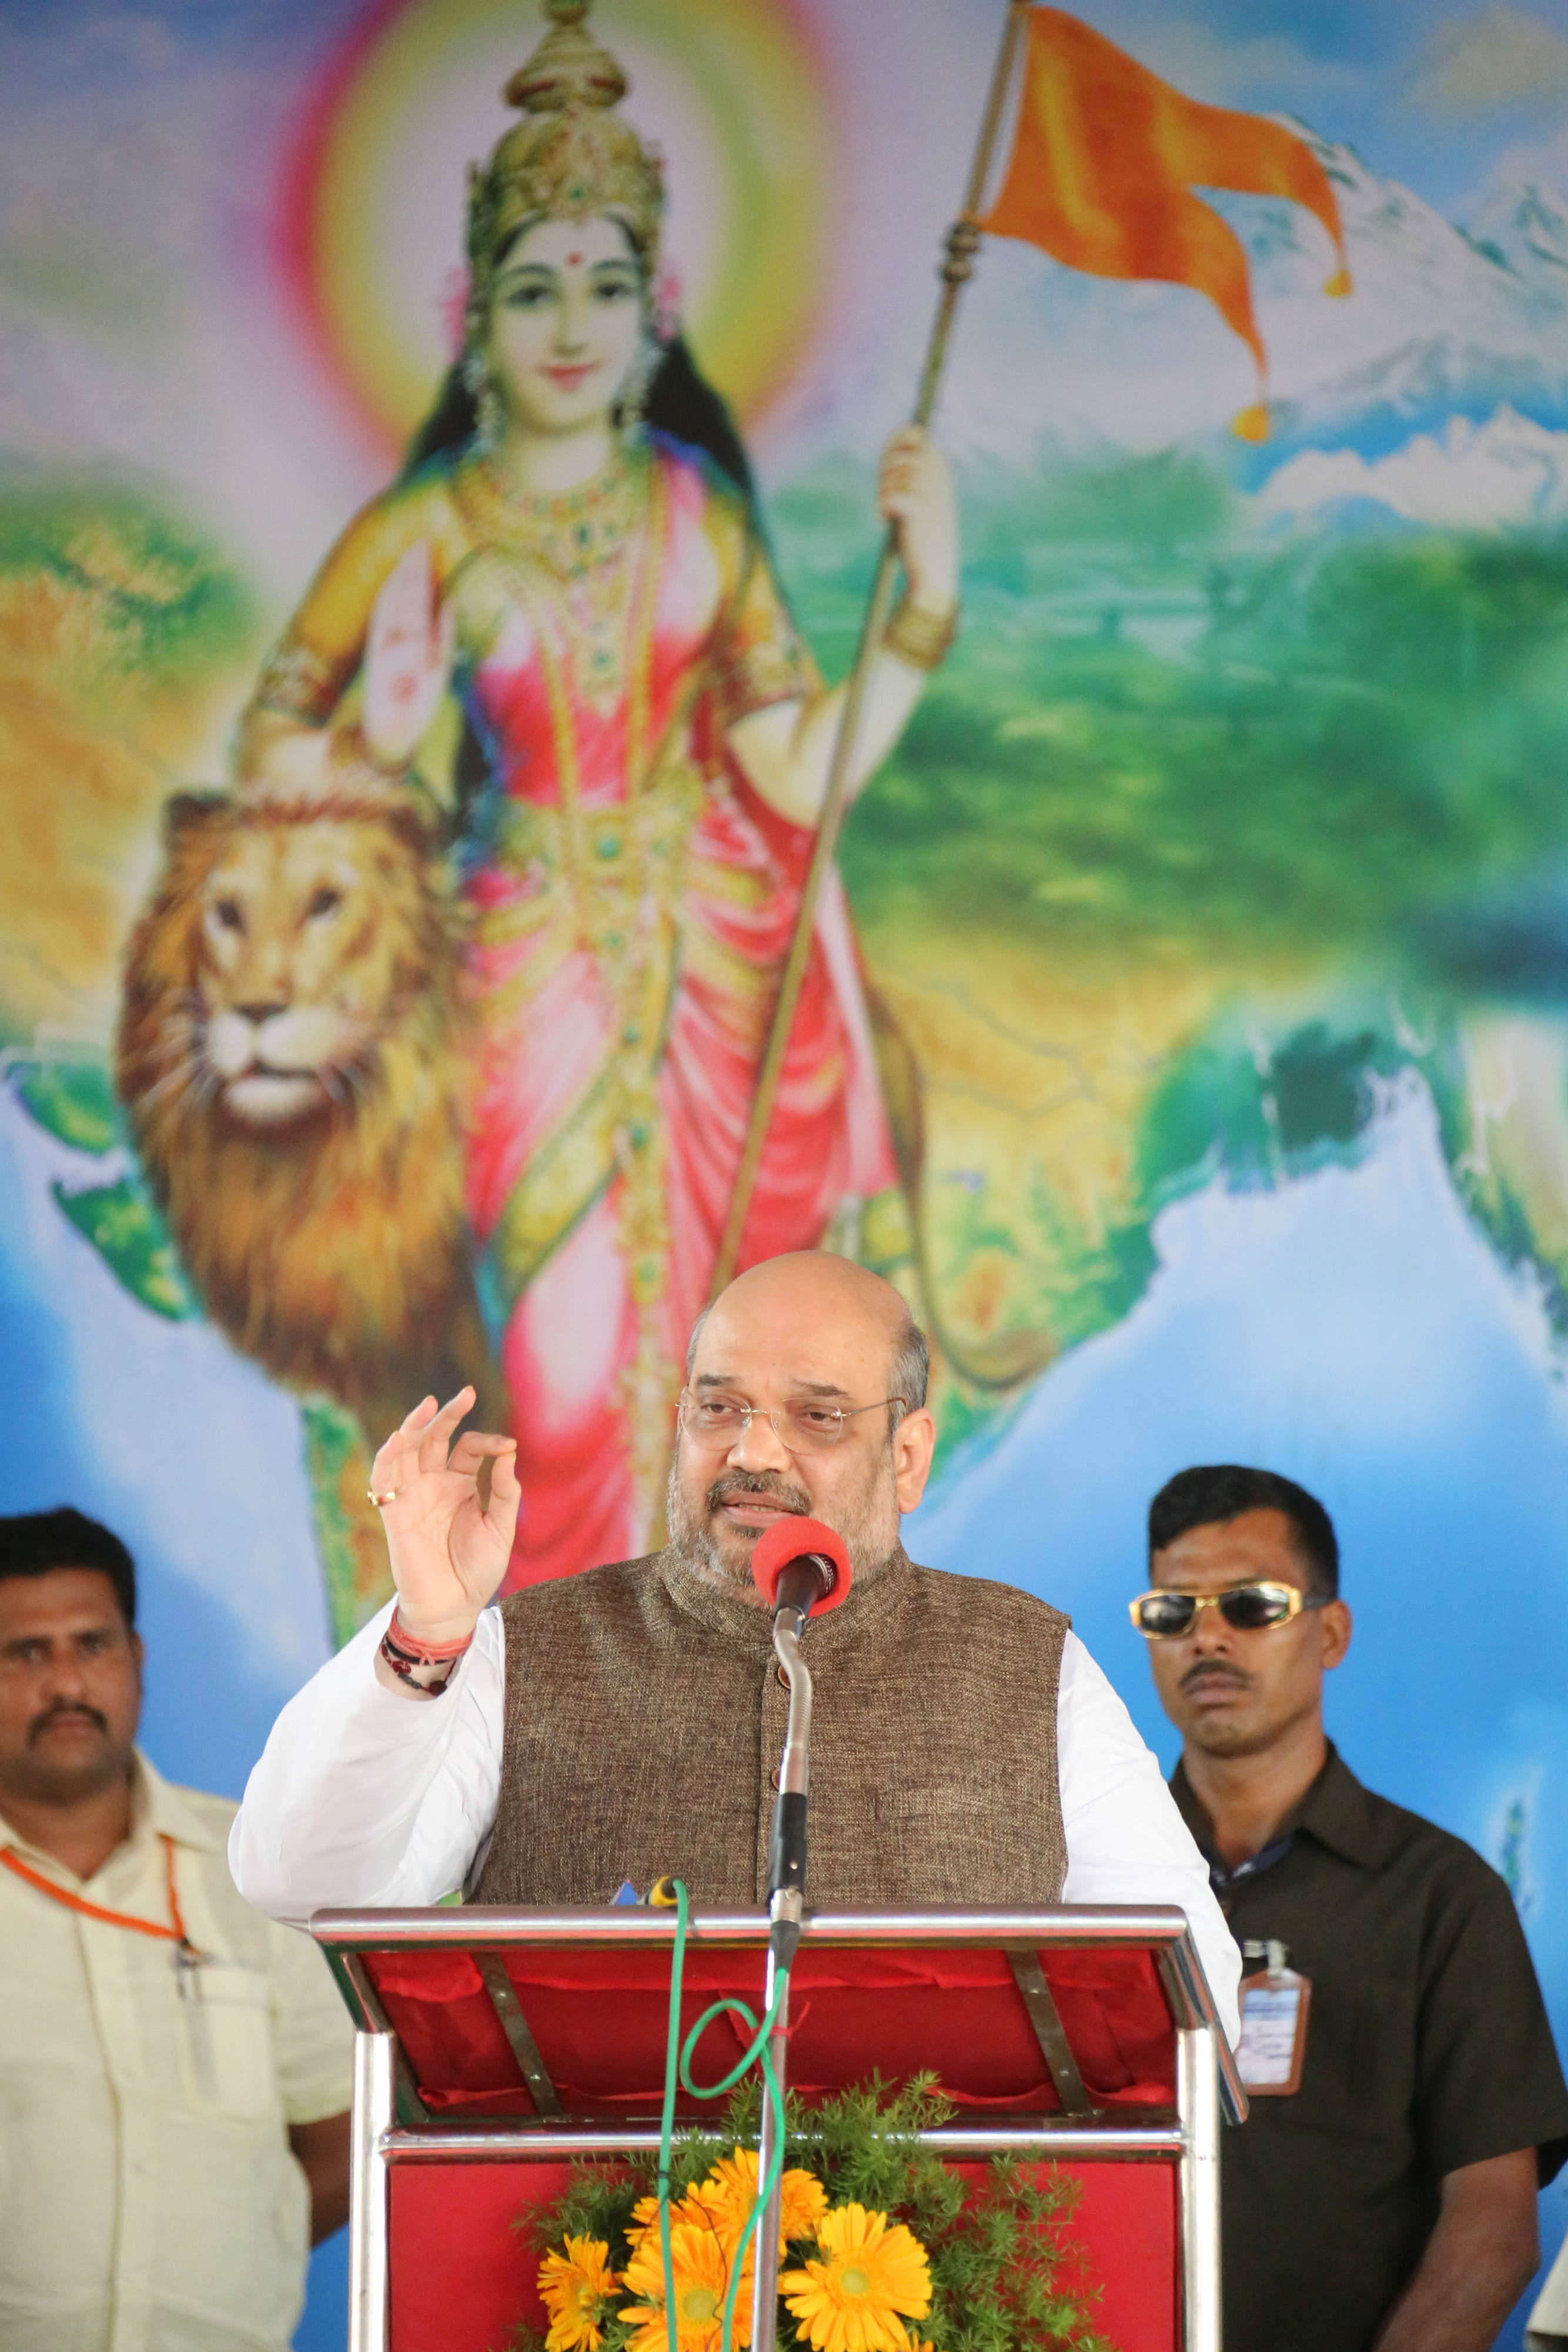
[231,1599,1242,2044]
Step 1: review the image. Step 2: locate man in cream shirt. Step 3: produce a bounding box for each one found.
[0,1507,353,2352]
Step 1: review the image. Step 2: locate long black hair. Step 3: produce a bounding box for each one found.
[400,331,759,520]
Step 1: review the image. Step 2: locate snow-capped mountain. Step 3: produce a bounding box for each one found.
[1254,133,1568,457]
[788,122,1568,478]
[1466,183,1568,303]
[1255,405,1568,530]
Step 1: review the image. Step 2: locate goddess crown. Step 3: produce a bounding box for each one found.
[466,0,665,312]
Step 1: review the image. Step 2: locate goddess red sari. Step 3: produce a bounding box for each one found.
[248,433,900,1583]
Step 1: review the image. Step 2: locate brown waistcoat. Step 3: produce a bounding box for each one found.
[473,1547,1069,1910]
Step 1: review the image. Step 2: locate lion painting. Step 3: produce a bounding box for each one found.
[116,787,506,1452]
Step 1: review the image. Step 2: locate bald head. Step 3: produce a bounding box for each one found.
[689,1254,928,1414]
[669,1253,936,1593]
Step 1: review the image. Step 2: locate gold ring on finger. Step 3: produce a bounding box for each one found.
[367,1487,399,1509]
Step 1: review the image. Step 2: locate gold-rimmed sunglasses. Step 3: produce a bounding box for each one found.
[1129,1583,1332,1639]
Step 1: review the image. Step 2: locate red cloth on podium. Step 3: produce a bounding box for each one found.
[364,1942,1177,2118]
[389,2160,1178,2350]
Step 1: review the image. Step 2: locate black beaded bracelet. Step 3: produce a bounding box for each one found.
[379,1623,460,1696]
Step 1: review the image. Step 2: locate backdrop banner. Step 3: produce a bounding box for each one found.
[1,1,1565,2343]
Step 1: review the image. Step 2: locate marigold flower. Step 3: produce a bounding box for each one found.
[537,2235,618,2352]
[781,2203,933,2352]
[626,2188,710,2250]
[696,2148,830,2253]
[626,2191,658,2246]
[622,2219,753,2350]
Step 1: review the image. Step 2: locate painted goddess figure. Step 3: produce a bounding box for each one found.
[239,0,958,1585]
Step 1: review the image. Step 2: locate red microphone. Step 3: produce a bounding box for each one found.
[750,1516,852,1619]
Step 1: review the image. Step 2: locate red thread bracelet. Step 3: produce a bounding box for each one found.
[387,1609,475,1661]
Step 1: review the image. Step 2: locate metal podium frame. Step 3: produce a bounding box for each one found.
[315,1902,1246,2352]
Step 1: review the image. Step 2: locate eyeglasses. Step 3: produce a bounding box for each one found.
[1128,1583,1332,1639]
[677,1389,902,1456]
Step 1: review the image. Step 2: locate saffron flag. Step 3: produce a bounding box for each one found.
[982,7,1351,439]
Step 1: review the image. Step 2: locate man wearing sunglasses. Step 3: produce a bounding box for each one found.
[1138,1463,1568,2352]
[232,1251,1238,2044]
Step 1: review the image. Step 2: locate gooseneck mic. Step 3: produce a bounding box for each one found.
[751,1516,852,1621]
[747,1516,851,2350]
[750,1516,852,1948]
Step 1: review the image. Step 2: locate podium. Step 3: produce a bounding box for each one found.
[313,1902,1245,2352]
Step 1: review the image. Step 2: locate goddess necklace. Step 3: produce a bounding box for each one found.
[481,451,644,585]
[458,447,648,714]
[453,445,683,1529]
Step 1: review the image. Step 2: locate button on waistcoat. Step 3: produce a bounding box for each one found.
[473,1548,1069,1910]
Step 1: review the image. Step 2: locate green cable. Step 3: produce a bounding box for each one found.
[657,1880,790,2352]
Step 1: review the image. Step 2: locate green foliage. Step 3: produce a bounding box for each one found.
[0,480,254,687]
[6,1054,196,1319]
[924,2160,1111,2352]
[300,1397,383,1647]
[1137,1013,1413,1211]
[511,2077,1115,2352]
[1022,1171,1160,1358]
[774,455,1568,971]
[52,1175,196,1320]
[8,1058,121,1154]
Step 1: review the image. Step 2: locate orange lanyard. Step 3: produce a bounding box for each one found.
[0,1833,198,1953]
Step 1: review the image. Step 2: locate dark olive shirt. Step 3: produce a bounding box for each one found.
[1171,1745,1568,2352]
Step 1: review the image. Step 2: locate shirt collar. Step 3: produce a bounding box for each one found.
[0,1750,220,1875]
[134,1752,225,1853]
[1289,1743,1384,1865]
[1171,1741,1382,1871]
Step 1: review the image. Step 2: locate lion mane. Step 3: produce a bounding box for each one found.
[116,787,505,1446]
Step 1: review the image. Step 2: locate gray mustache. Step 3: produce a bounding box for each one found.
[706,1472,811,1515]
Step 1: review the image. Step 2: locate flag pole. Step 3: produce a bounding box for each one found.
[708,0,1028,1300]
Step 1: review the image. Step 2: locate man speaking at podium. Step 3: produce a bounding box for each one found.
[232,1253,1238,2037]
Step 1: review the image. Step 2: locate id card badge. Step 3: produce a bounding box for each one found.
[1236,1939,1311,2096]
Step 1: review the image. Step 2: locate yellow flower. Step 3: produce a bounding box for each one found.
[781,2204,933,2352]
[537,2236,618,2352]
[625,2186,723,2255]
[622,2219,753,2351]
[626,2191,659,2247]
[696,2149,830,2253]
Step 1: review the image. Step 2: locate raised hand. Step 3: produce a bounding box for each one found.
[878,425,958,616]
[367,1390,519,1642]
[362,539,456,769]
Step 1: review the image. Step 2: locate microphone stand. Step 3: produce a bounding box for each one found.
[750,1584,815,2352]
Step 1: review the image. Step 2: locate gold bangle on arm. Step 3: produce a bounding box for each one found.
[883,594,959,672]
